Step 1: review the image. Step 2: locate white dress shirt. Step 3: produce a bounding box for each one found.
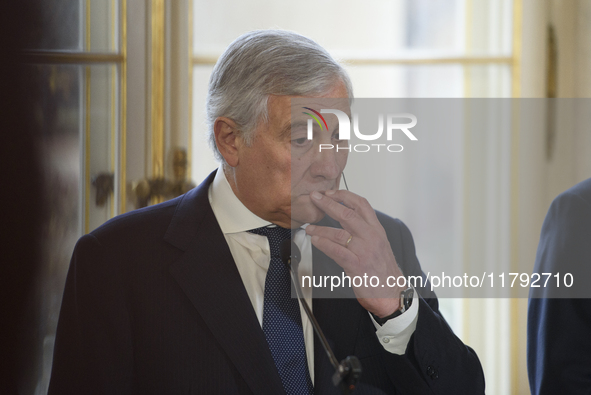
[208,167,418,383]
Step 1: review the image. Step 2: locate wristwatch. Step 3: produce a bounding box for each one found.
[372,287,414,326]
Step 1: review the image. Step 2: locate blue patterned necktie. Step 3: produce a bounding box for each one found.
[248,226,314,395]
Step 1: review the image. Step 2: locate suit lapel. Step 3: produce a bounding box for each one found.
[166,171,285,394]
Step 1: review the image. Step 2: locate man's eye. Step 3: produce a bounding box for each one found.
[292,137,309,146]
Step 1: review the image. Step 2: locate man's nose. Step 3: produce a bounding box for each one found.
[309,146,343,180]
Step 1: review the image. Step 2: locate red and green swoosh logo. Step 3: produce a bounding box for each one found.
[302,107,328,131]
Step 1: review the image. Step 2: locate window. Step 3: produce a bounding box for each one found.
[23,1,125,392]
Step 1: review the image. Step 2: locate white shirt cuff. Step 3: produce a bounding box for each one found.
[369,288,419,355]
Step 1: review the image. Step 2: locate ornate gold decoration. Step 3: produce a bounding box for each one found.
[130,148,195,209]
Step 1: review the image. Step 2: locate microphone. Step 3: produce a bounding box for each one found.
[280,239,362,394]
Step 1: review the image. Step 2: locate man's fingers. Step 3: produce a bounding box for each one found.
[310,191,373,233]
[311,190,380,227]
[310,234,357,271]
[325,189,381,226]
[306,225,353,248]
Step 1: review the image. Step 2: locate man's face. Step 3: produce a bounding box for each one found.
[229,82,350,228]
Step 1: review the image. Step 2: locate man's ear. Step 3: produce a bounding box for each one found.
[213,117,241,167]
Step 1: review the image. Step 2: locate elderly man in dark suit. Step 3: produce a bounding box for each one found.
[49,30,484,394]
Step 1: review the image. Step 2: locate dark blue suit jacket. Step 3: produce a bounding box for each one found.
[528,177,591,394]
[49,171,484,394]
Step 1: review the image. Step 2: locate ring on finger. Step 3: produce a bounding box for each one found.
[345,235,353,248]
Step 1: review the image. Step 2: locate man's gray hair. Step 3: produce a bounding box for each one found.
[206,29,353,162]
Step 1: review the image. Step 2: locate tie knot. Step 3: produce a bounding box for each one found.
[248,226,292,245]
[248,226,292,258]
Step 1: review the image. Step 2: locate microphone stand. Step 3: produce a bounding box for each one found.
[280,240,362,394]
